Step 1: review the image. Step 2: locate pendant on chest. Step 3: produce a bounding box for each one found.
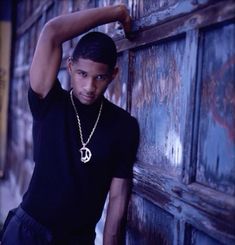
[80,146,92,163]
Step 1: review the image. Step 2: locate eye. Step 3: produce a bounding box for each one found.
[96,75,108,81]
[77,70,87,78]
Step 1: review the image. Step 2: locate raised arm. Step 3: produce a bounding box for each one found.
[103,177,131,245]
[30,5,131,98]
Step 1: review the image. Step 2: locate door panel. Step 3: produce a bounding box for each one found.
[131,36,186,178]
[122,1,235,244]
[191,228,223,245]
[196,22,235,195]
[126,194,174,245]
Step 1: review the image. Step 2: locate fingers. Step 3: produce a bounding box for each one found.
[117,4,132,39]
[122,15,132,37]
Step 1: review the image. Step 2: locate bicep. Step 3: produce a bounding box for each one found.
[29,22,62,98]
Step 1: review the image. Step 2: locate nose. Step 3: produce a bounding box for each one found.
[84,77,96,93]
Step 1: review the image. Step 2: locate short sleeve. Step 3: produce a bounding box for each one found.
[113,116,139,179]
[28,79,63,120]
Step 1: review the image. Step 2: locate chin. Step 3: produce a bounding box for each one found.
[81,98,96,105]
[75,93,96,105]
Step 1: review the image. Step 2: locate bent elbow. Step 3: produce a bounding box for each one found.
[40,19,61,45]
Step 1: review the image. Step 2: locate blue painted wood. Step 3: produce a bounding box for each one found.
[196,22,235,195]
[126,194,174,245]
[130,36,186,177]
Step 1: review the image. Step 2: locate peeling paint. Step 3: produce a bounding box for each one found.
[196,23,235,195]
[131,36,185,174]
[165,129,183,166]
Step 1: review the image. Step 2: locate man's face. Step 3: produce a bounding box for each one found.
[68,58,117,105]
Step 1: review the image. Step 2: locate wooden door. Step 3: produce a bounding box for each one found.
[104,0,235,244]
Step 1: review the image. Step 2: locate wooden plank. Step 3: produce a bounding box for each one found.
[105,52,129,110]
[133,163,235,214]
[127,50,134,113]
[116,0,235,52]
[132,163,235,244]
[182,29,199,185]
[17,0,54,36]
[0,21,11,177]
[126,193,174,245]
[132,0,221,30]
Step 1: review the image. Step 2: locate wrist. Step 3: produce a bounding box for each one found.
[114,4,128,22]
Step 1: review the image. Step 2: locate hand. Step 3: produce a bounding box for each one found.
[117,4,132,38]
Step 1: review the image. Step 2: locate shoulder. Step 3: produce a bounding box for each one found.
[104,99,133,119]
[104,98,139,132]
[29,78,67,101]
[28,78,68,119]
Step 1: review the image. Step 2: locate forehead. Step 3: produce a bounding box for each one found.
[73,58,110,74]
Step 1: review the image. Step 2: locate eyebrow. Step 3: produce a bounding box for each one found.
[75,68,109,77]
[75,69,87,73]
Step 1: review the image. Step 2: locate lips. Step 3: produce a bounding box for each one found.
[81,93,95,102]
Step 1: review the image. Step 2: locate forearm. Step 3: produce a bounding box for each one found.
[45,5,129,45]
[103,178,131,245]
[103,196,126,245]
[30,4,130,97]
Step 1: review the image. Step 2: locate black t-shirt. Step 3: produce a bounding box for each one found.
[21,80,139,236]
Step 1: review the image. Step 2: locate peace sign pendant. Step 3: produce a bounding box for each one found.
[80,146,92,163]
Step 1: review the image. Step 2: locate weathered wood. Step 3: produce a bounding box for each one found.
[126,194,174,245]
[133,163,235,215]
[195,22,235,195]
[17,0,54,36]
[116,0,235,52]
[0,20,11,177]
[132,163,235,244]
[132,0,224,30]
[130,35,187,177]
[105,51,129,110]
[190,228,223,245]
[182,29,199,185]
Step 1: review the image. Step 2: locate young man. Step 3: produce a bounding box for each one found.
[0,4,139,245]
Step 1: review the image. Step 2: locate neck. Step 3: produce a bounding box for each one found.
[70,90,103,114]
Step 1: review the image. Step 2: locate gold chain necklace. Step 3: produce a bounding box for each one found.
[70,90,103,163]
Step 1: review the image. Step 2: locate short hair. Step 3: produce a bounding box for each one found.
[72,31,117,71]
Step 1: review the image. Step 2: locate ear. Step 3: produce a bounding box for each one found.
[111,67,119,81]
[67,57,73,74]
